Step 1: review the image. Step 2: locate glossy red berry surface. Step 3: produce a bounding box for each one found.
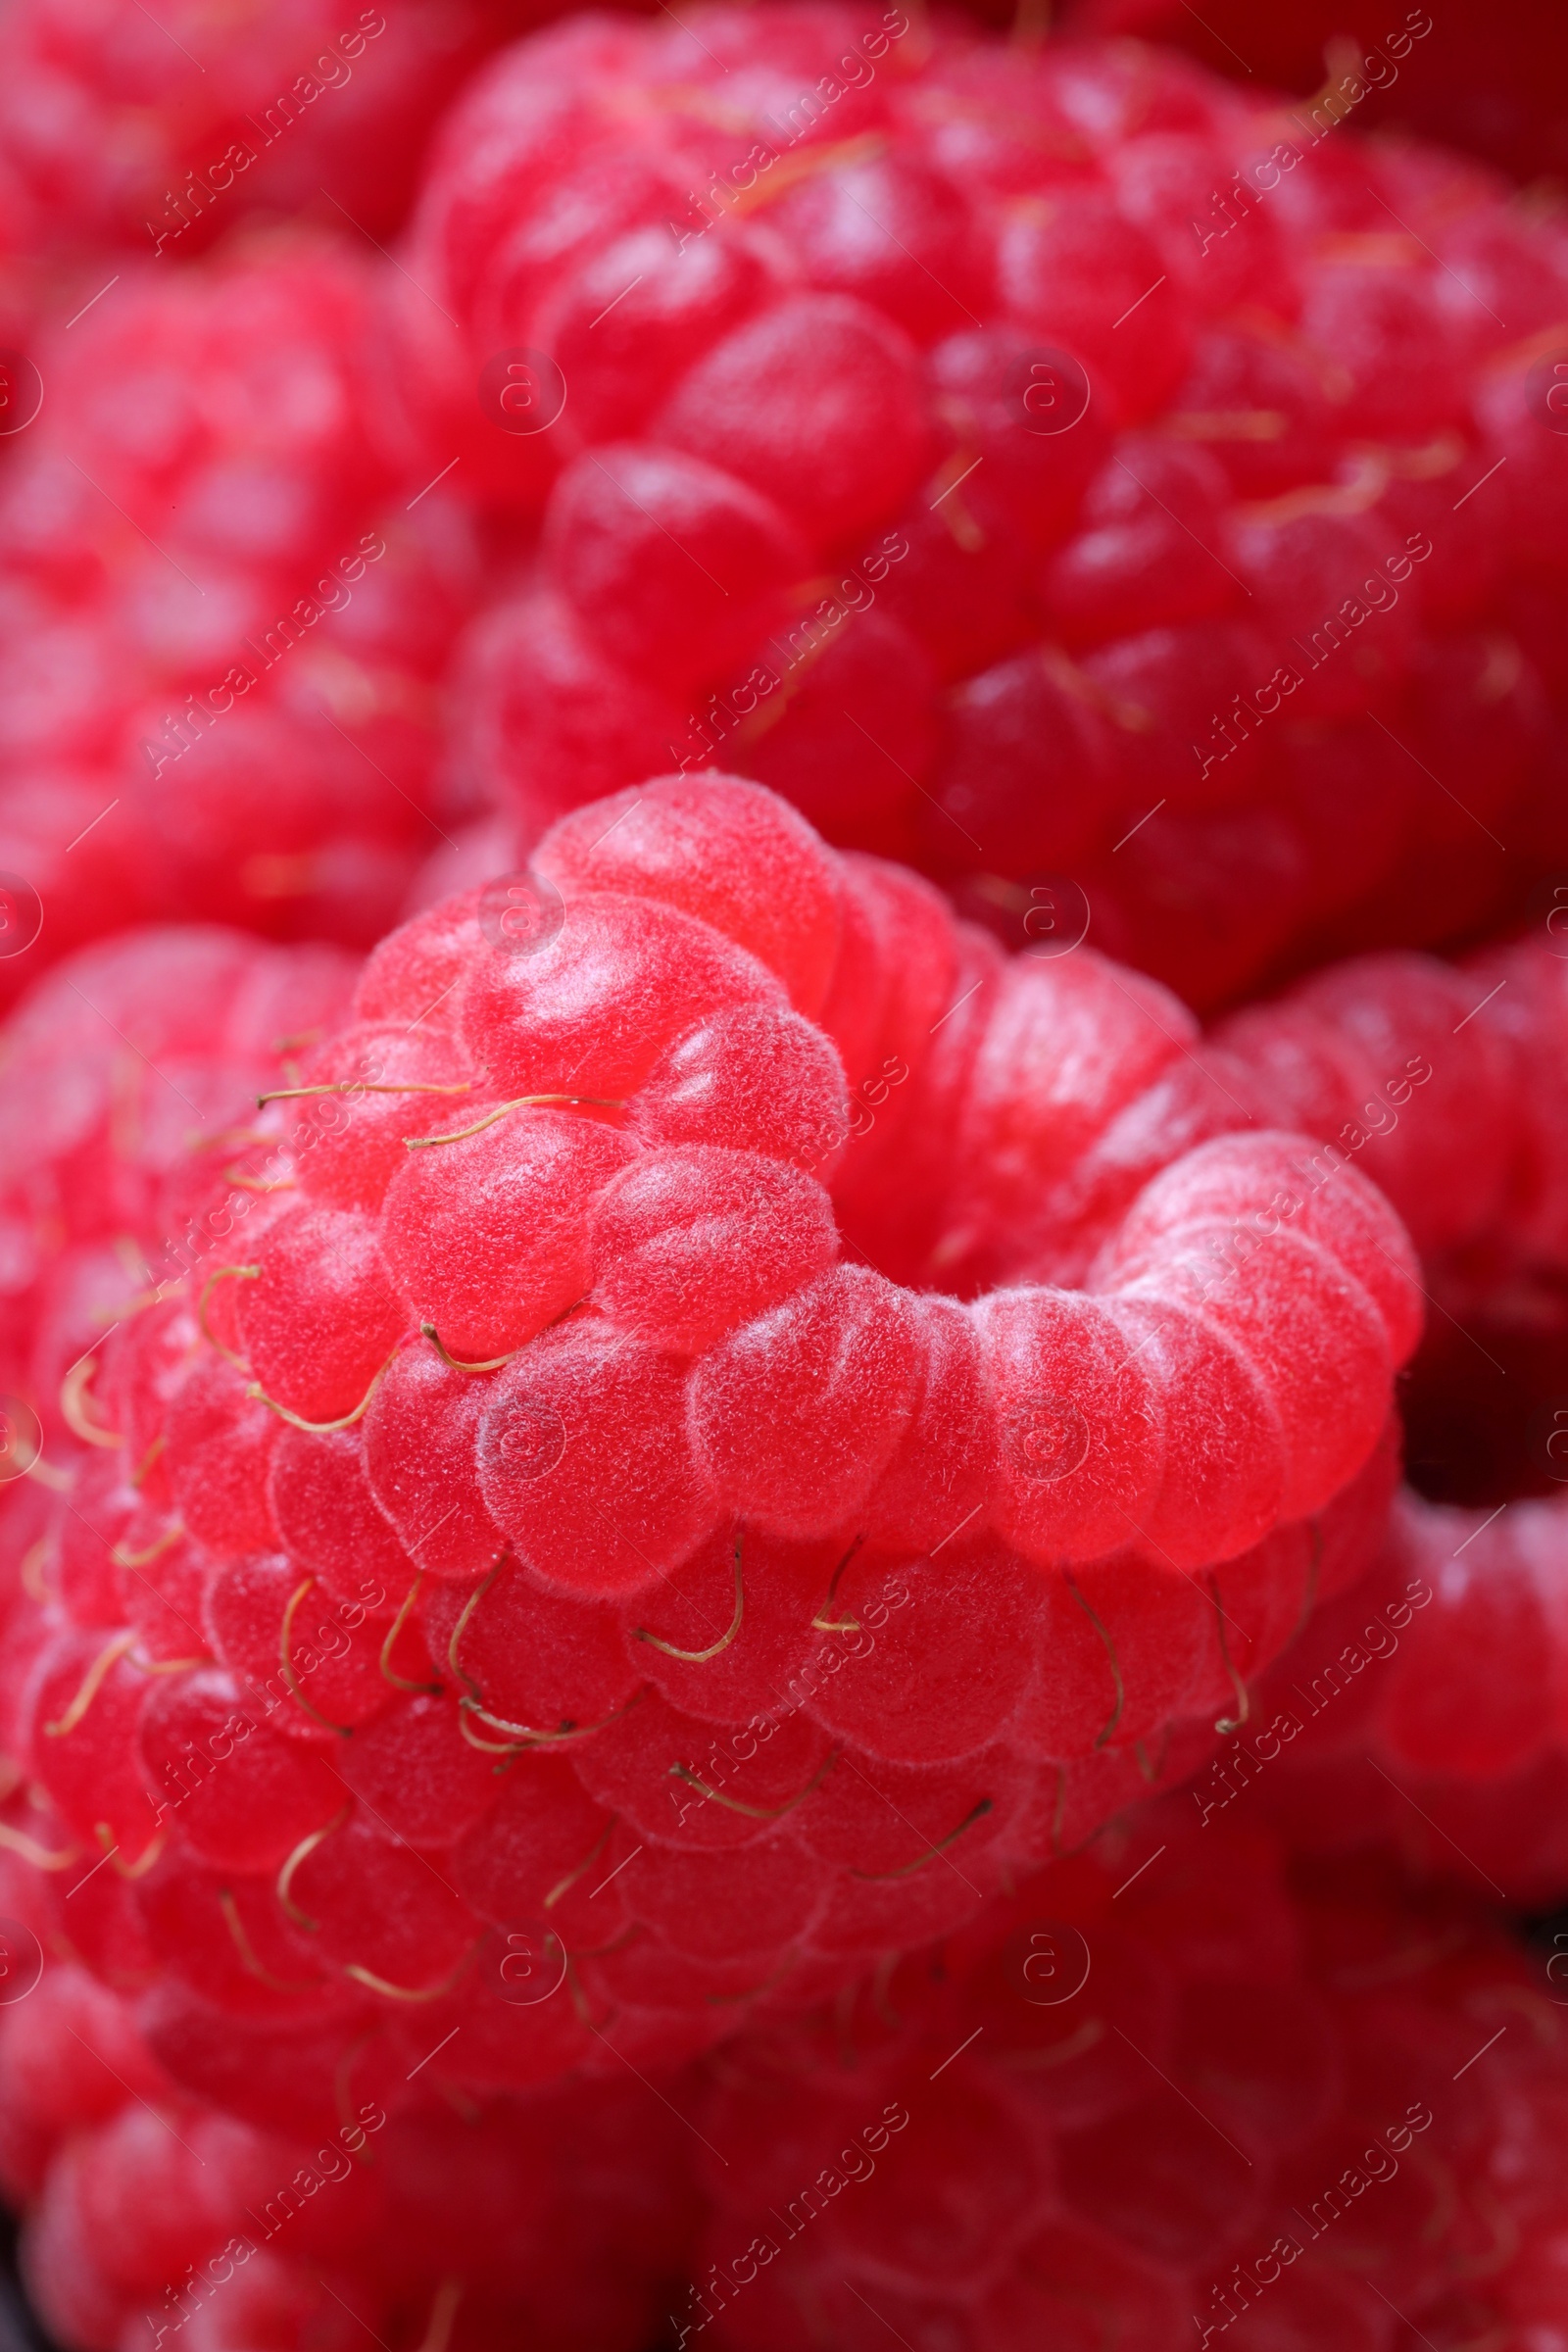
[398,1,1568,1010]
[1063,0,1568,186]
[1246,1485,1568,1907]
[0,232,479,1008]
[0,0,538,262]
[1,5,1566,2341]
[0,776,1419,2135]
[0,1910,696,2352]
[687,1802,1568,2352]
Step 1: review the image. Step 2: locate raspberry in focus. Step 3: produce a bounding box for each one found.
[0,776,1418,2140]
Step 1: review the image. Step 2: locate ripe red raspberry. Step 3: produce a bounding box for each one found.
[685,1800,1568,2352]
[1065,0,1566,187]
[0,923,355,1481]
[0,0,527,263]
[934,920,1568,1586]
[399,3,1568,1008]
[1250,1486,1568,1907]
[988,930,1568,1301]
[0,232,479,1007]
[0,1925,696,2352]
[0,774,1415,2125]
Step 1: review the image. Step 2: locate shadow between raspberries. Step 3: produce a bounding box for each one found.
[1399,1279,1568,1508]
[0,2211,51,2352]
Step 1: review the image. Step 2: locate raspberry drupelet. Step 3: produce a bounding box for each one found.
[400,1,1568,1008]
[0,774,1418,2120]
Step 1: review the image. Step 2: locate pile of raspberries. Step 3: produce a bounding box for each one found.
[1,3,1568,2348]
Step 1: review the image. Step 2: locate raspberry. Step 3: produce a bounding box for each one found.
[0,774,1415,2125]
[1253,1486,1568,1906]
[686,1801,1568,2352]
[1065,0,1566,185]
[404,3,1568,1006]
[241,1206,409,1430]
[478,1320,721,1592]
[0,233,479,1007]
[545,447,812,699]
[977,932,1568,1300]
[0,1939,697,2352]
[0,0,521,262]
[362,1349,508,1583]
[461,893,782,1101]
[0,922,355,1473]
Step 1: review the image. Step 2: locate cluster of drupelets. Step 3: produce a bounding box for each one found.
[398,0,1568,1015]
[2,0,1568,2347]
[7,1,1568,1015]
[0,772,1565,2347]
